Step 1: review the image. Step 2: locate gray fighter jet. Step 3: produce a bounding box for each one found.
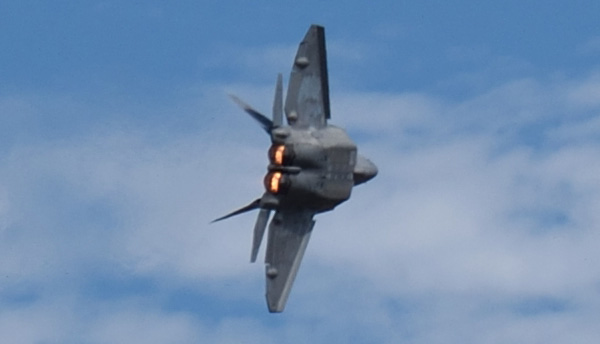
[213,25,378,312]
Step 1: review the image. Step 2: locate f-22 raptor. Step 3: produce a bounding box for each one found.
[213,25,378,312]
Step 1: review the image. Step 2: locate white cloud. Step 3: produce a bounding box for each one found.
[87,307,202,344]
[566,71,600,109]
[2,67,600,343]
[306,73,600,342]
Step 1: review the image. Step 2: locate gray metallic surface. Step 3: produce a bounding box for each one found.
[285,25,330,128]
[272,74,284,128]
[251,208,270,263]
[264,210,315,313]
[353,155,379,185]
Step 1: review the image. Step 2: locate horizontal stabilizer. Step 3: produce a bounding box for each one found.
[211,198,261,223]
[229,94,273,133]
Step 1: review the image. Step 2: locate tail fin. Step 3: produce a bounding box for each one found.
[251,208,271,262]
[272,73,283,128]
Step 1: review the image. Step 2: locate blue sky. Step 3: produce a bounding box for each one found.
[2,1,600,343]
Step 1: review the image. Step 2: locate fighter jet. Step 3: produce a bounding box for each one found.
[213,25,378,312]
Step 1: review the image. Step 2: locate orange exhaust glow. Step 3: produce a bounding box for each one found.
[274,145,285,165]
[270,172,282,193]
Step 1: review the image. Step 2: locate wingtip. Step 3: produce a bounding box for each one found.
[266,287,286,313]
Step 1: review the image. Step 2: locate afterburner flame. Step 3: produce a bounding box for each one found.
[270,172,282,193]
[274,145,285,165]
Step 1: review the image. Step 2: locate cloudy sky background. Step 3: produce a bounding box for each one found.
[2,1,600,343]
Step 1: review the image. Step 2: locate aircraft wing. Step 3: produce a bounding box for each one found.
[285,24,331,129]
[264,209,315,313]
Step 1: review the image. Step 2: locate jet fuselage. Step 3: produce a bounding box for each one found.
[213,25,378,312]
[264,125,358,213]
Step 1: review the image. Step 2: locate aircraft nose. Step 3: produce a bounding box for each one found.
[353,155,378,185]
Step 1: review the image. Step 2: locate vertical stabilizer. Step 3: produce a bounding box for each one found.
[251,208,271,263]
[272,73,284,128]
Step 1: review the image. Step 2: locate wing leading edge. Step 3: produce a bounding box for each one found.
[285,25,331,129]
[264,209,315,313]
